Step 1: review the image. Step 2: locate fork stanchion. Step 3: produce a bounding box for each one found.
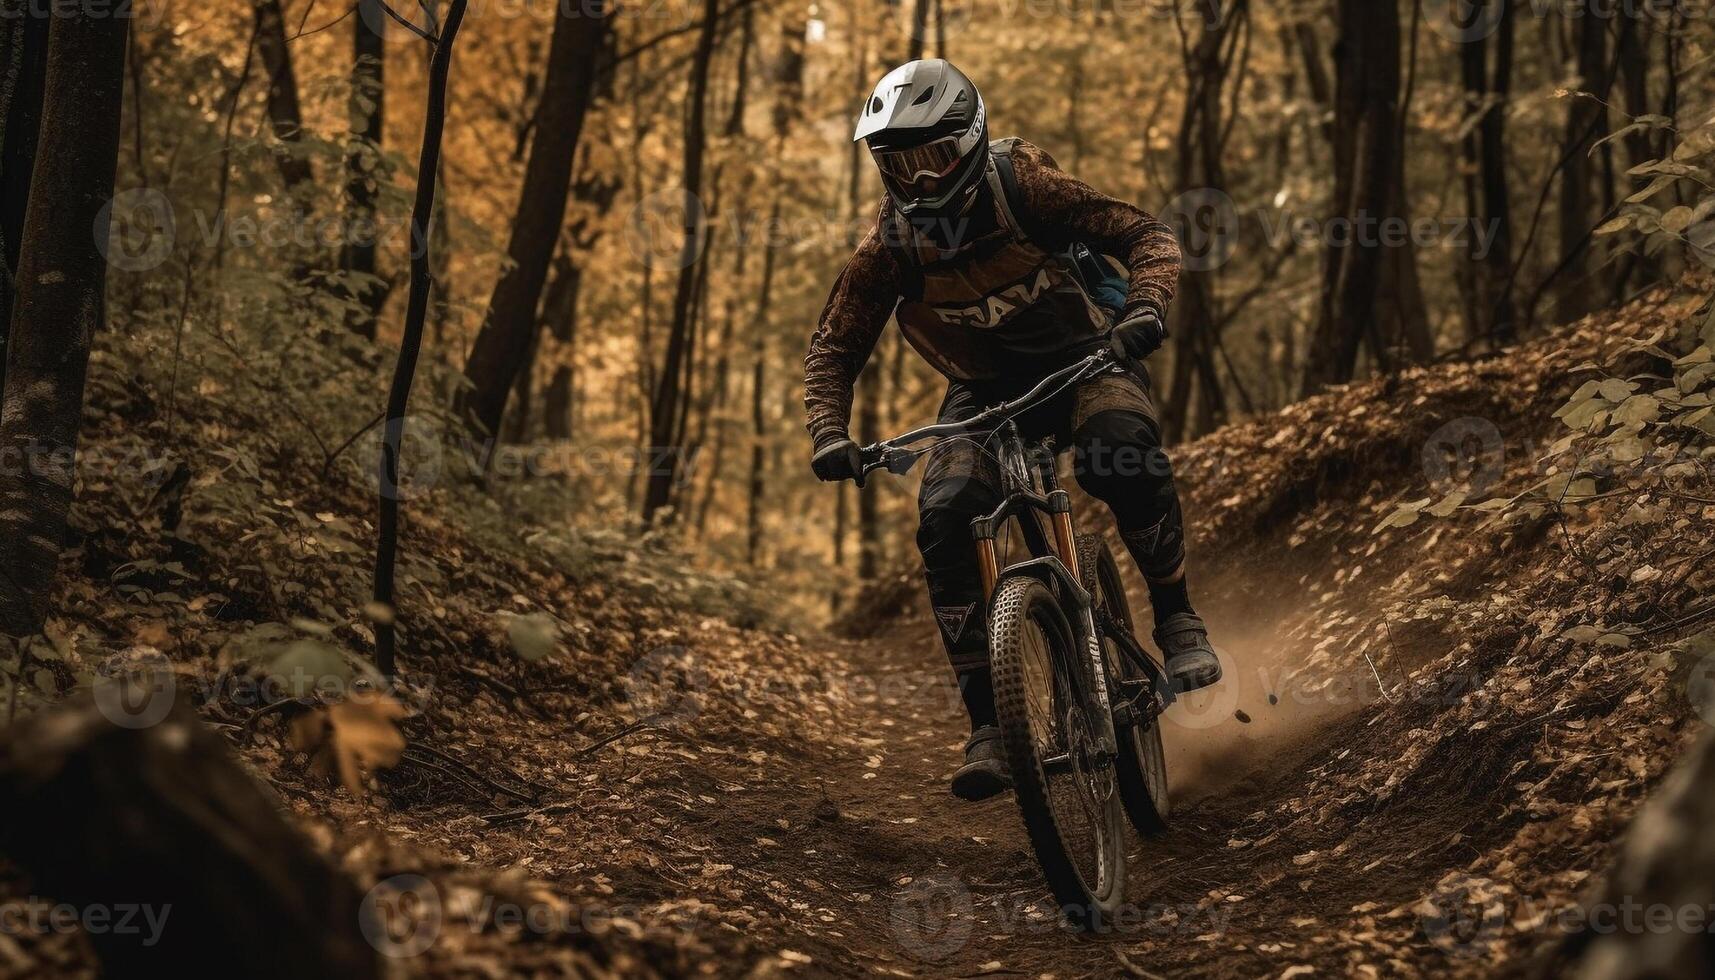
[975,539,999,603]
[1049,491,1079,582]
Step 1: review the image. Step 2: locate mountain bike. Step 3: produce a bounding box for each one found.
[856,349,1175,930]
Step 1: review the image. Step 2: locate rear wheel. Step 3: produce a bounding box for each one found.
[1075,534,1170,836]
[988,574,1126,929]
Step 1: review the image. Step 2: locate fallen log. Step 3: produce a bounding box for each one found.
[0,677,379,978]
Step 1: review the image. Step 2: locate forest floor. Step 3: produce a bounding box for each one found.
[5,287,1715,978]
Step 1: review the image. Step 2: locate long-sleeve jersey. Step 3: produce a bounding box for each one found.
[804,139,1182,450]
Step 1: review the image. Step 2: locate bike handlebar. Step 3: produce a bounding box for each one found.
[856,348,1121,484]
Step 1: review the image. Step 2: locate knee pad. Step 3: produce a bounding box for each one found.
[1072,409,1173,506]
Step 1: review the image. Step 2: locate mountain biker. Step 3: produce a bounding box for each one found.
[805,59,1222,801]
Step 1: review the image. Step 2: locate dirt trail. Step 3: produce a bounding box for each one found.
[517,566,1474,980]
[604,589,1453,979]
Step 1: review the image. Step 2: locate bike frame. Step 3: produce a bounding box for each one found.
[977,420,1123,766]
[858,351,1176,758]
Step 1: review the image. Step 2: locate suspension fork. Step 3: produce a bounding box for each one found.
[1047,491,1120,761]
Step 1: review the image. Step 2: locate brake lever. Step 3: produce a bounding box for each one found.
[857,445,921,484]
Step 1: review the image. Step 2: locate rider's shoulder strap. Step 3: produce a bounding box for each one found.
[987,137,1029,241]
[880,201,925,300]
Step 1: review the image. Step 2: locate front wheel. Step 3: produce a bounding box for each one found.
[988,574,1126,930]
[1076,533,1170,836]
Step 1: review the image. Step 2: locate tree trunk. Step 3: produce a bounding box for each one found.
[0,5,49,367]
[252,0,312,204]
[746,205,778,565]
[1379,0,1433,364]
[1554,8,1610,322]
[1616,15,1660,289]
[0,684,379,978]
[1457,17,1489,343]
[908,0,930,61]
[540,253,582,441]
[459,2,608,442]
[1164,0,1242,440]
[340,0,386,338]
[0,7,128,636]
[851,11,881,575]
[641,0,720,524]
[748,18,801,564]
[1301,0,1404,395]
[372,0,470,679]
[1459,0,1516,346]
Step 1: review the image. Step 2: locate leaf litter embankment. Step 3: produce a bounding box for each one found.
[4,287,1714,977]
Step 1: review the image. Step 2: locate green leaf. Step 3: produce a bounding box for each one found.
[1560,398,1610,431]
[1594,214,1635,236]
[1626,175,1675,203]
[1613,393,1662,426]
[1606,435,1647,463]
[1679,361,1715,393]
[1374,498,1430,533]
[269,640,352,698]
[505,613,560,662]
[1426,490,1469,518]
[1598,378,1637,401]
[1663,206,1696,235]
